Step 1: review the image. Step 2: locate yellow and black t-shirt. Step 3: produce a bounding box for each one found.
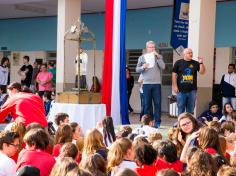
[172,59,200,93]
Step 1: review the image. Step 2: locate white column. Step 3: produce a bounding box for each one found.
[188,0,216,116]
[56,0,81,92]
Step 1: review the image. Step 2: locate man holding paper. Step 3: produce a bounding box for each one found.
[136,41,165,128]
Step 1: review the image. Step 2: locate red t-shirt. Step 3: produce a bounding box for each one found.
[53,143,81,163]
[17,149,55,176]
[0,92,47,127]
[204,147,217,155]
[135,164,157,176]
[154,158,183,173]
[52,143,62,157]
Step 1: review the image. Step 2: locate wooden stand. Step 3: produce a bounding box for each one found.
[57,91,101,104]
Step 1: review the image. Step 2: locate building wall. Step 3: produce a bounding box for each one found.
[1,50,104,90]
[0,1,236,113]
[215,48,232,84]
[9,51,47,82]
[0,1,236,51]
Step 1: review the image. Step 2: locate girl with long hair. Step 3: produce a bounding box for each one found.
[101,116,116,147]
[82,128,107,160]
[107,138,137,175]
[53,124,73,157]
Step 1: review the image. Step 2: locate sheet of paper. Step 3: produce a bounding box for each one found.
[144,52,155,68]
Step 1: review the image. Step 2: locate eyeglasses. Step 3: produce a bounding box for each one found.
[9,143,20,148]
[180,121,192,128]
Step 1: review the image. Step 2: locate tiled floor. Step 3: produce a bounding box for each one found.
[129,112,177,127]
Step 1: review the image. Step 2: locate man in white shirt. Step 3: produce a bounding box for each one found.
[0,131,20,176]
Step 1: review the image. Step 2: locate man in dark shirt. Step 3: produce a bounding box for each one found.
[18,56,33,87]
[172,48,206,115]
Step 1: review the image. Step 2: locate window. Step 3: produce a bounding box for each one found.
[159,49,173,85]
[126,49,143,81]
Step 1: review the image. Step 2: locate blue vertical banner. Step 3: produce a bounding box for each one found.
[120,0,130,124]
[170,0,190,55]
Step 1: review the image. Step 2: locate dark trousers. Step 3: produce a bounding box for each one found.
[143,84,161,127]
[128,91,133,112]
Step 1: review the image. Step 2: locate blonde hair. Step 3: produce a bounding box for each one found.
[107,138,132,171]
[10,122,26,150]
[82,128,106,156]
[230,154,236,167]
[148,132,162,144]
[217,165,236,176]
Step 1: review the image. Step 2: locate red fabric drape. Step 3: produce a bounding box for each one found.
[101,0,114,115]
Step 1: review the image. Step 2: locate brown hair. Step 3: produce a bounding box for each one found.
[26,122,54,148]
[70,122,79,133]
[156,169,179,176]
[178,112,201,139]
[219,135,227,155]
[114,168,138,176]
[116,126,132,139]
[198,127,222,155]
[54,113,69,126]
[60,142,78,160]
[55,124,73,144]
[24,129,49,150]
[26,122,44,132]
[231,111,236,121]
[7,82,21,91]
[221,121,235,134]
[167,128,182,157]
[187,150,214,176]
[0,131,19,149]
[50,157,79,176]
[79,153,107,176]
[134,144,157,166]
[208,121,221,133]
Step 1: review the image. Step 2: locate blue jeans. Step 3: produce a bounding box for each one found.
[177,90,197,115]
[140,92,145,120]
[143,84,161,127]
[222,97,236,110]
